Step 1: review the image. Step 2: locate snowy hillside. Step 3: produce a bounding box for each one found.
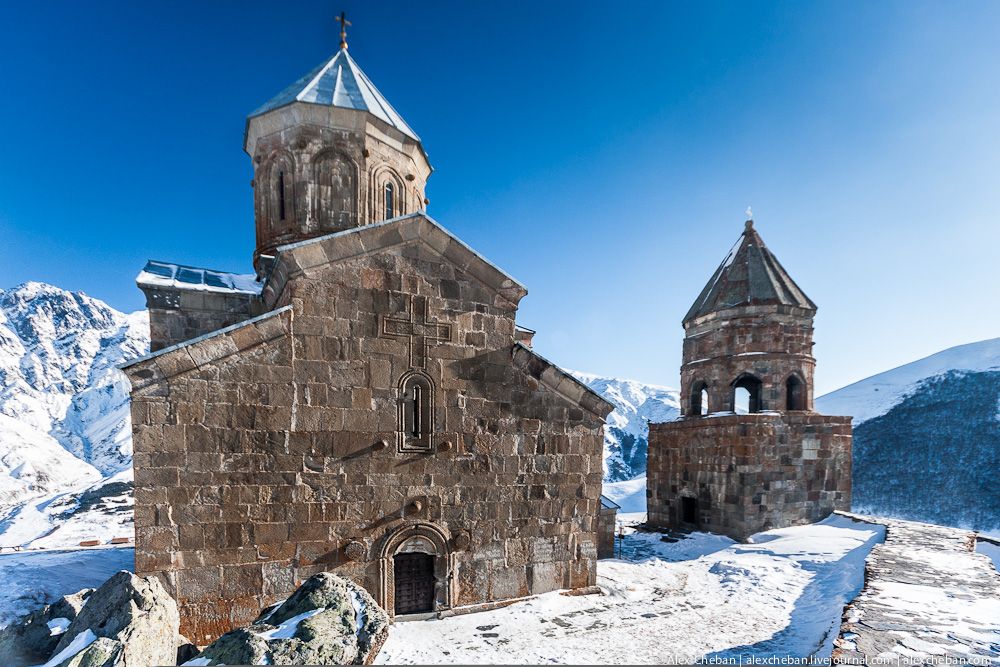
[817,337,1000,424]
[0,283,147,547]
[818,338,1000,533]
[569,372,680,482]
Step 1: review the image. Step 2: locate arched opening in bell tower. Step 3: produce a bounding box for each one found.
[786,374,807,411]
[690,381,710,416]
[732,374,763,414]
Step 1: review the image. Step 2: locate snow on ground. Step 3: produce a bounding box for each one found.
[377,514,884,665]
[0,547,134,628]
[0,469,133,550]
[602,477,647,514]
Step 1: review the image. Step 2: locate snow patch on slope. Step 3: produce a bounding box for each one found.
[602,475,647,514]
[0,470,134,550]
[817,337,1000,424]
[0,548,134,629]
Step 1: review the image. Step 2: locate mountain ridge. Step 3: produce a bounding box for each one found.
[0,281,996,548]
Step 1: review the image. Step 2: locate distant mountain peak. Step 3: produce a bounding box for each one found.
[0,282,148,509]
[569,372,680,482]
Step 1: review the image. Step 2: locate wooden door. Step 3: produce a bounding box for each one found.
[393,552,435,615]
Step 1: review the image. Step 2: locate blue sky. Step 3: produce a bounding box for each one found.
[2,1,999,394]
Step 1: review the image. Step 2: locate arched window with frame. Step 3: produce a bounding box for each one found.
[786,374,807,411]
[732,374,763,414]
[268,154,295,229]
[398,371,433,452]
[312,151,357,230]
[384,181,395,220]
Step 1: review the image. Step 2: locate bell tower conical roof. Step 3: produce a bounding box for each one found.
[684,219,816,323]
[248,48,420,142]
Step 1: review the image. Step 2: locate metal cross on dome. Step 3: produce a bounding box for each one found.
[380,295,452,370]
[336,11,351,50]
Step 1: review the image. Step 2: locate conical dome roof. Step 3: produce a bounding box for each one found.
[684,221,816,323]
[249,48,419,141]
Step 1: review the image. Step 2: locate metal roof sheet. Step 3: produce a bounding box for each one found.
[249,48,419,142]
[136,261,262,296]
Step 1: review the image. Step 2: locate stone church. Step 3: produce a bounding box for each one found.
[122,38,613,643]
[647,219,852,541]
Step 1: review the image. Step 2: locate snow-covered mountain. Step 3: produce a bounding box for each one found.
[0,283,147,546]
[569,372,680,482]
[817,338,1000,534]
[1,280,996,548]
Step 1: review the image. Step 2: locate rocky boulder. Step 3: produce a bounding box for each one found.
[187,573,389,666]
[0,588,92,665]
[45,571,179,667]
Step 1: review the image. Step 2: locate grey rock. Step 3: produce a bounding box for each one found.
[0,588,92,666]
[59,637,124,667]
[52,571,178,667]
[191,572,389,665]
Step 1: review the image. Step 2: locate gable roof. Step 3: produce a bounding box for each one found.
[684,221,816,323]
[262,212,528,309]
[600,495,621,510]
[511,343,615,420]
[120,306,292,381]
[249,48,419,142]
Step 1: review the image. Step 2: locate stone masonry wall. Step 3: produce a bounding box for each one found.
[647,413,852,540]
[597,507,617,559]
[127,231,608,644]
[249,114,430,271]
[143,288,258,352]
[680,306,816,414]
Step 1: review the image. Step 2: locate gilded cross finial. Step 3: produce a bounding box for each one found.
[335,11,351,50]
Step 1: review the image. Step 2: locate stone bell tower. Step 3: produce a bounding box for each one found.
[647,216,852,540]
[680,218,817,417]
[244,24,432,274]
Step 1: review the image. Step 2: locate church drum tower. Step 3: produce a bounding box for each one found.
[646,219,852,541]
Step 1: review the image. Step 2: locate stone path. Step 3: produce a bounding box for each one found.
[834,513,1000,665]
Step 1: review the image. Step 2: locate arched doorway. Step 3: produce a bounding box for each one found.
[393,537,436,615]
[378,522,454,618]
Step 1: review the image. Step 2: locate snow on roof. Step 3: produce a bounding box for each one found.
[136,261,262,296]
[249,48,419,142]
[600,495,621,510]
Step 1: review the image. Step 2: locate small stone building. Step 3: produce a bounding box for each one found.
[646,219,852,541]
[122,44,612,644]
[597,495,620,559]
